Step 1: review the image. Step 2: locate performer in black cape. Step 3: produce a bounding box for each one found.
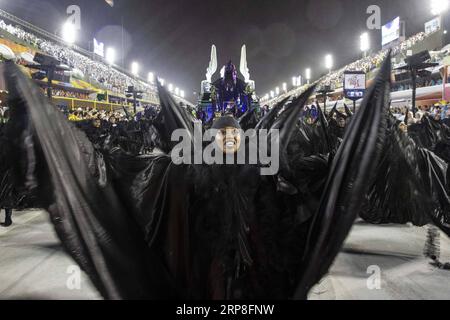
[3,53,450,300]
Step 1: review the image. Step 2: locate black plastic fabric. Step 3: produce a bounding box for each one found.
[5,54,450,300]
[0,122,19,209]
[5,62,178,299]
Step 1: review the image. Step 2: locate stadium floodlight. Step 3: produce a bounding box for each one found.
[131,62,139,76]
[292,76,297,86]
[325,54,333,73]
[297,76,302,87]
[305,68,311,83]
[105,47,116,65]
[282,82,287,92]
[270,91,275,98]
[158,78,165,86]
[148,72,155,83]
[175,87,180,95]
[180,90,185,98]
[62,21,76,45]
[431,0,449,15]
[275,87,280,95]
[360,32,370,53]
[168,83,174,92]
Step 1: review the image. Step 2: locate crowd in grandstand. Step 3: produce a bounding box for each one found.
[66,107,126,122]
[390,103,450,123]
[263,30,446,110]
[48,88,90,100]
[59,104,161,123]
[392,77,444,92]
[320,32,428,89]
[0,19,155,99]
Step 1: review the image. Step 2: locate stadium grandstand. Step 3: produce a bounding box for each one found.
[262,23,450,117]
[0,8,192,116]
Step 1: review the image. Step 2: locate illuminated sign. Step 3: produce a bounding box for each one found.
[425,17,441,34]
[382,17,400,46]
[344,71,366,100]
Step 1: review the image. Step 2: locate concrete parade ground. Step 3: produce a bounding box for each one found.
[0,210,449,300]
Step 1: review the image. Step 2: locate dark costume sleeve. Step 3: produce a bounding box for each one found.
[293,54,392,298]
[4,62,179,299]
[0,123,17,209]
[360,119,433,226]
[361,117,450,234]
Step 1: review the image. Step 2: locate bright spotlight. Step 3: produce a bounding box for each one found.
[148,72,154,83]
[325,54,333,71]
[62,21,76,45]
[282,82,287,92]
[360,32,370,52]
[292,77,297,86]
[158,78,165,86]
[431,0,449,15]
[275,87,280,95]
[105,47,115,64]
[168,83,174,92]
[131,62,139,76]
[270,91,275,98]
[175,87,180,95]
[305,68,311,81]
[180,90,185,98]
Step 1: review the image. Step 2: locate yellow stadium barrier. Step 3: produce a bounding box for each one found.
[51,96,132,112]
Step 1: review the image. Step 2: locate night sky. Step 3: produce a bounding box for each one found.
[0,0,436,101]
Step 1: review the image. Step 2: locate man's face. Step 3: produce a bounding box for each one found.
[215,126,242,154]
[93,119,101,128]
[338,118,346,128]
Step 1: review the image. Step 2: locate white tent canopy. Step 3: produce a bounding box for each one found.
[71,68,84,79]
[0,44,15,60]
[19,52,35,64]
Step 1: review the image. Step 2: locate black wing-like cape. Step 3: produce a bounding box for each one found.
[5,62,178,299]
[294,53,391,298]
